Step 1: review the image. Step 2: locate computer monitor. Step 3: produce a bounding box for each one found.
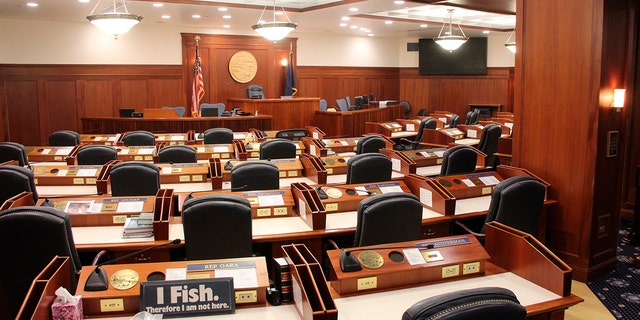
[119,108,135,117]
[200,107,219,117]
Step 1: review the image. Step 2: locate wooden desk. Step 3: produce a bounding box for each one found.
[81,116,273,134]
[227,97,320,130]
[314,105,405,138]
[79,133,122,145]
[25,145,78,163]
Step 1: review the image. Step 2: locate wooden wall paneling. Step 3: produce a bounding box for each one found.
[379,77,400,101]
[147,78,185,109]
[297,77,319,99]
[5,80,40,144]
[43,80,79,138]
[0,80,6,141]
[321,76,342,109]
[81,80,114,118]
[119,80,149,110]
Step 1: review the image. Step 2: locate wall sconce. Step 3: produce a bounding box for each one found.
[281,58,288,67]
[612,88,625,112]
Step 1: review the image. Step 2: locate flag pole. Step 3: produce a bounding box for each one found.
[191,35,205,117]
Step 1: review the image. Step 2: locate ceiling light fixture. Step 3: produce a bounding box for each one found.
[434,9,468,51]
[87,0,142,39]
[252,0,297,41]
[504,29,516,53]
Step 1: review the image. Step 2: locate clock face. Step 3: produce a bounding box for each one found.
[110,269,140,290]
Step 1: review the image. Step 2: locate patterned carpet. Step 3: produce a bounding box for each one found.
[587,221,640,319]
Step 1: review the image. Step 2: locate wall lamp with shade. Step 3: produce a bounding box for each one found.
[87,0,142,39]
[504,30,516,53]
[612,88,626,112]
[252,0,297,41]
[434,9,468,51]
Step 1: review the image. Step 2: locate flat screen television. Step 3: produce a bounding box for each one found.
[418,37,487,75]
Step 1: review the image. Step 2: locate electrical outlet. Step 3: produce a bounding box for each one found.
[463,262,480,275]
[235,290,257,303]
[441,265,460,278]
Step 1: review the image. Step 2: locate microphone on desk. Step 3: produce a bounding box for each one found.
[84,238,181,291]
[338,243,435,273]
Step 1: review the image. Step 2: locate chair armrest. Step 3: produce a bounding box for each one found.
[454,221,485,239]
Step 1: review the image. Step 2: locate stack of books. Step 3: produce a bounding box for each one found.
[121,212,153,238]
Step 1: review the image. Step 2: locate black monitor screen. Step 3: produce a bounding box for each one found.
[119,108,135,117]
[200,108,219,117]
[418,37,487,75]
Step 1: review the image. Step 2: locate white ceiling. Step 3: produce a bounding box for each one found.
[0,0,516,38]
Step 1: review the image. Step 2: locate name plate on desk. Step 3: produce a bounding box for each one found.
[140,278,235,317]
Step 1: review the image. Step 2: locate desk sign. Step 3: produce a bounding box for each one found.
[140,278,235,317]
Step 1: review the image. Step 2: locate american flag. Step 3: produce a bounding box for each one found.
[191,39,205,117]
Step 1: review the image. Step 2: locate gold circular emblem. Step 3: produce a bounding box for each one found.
[110,269,140,290]
[358,250,384,269]
[228,51,258,83]
[325,188,343,199]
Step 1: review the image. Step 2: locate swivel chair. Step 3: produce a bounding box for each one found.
[76,145,118,165]
[122,130,156,146]
[182,194,252,260]
[0,165,38,204]
[354,192,423,247]
[0,206,83,319]
[396,117,438,151]
[246,85,265,99]
[399,100,411,118]
[402,287,526,320]
[230,161,279,191]
[110,162,160,196]
[439,145,477,176]
[319,99,328,111]
[203,128,234,144]
[161,106,185,117]
[157,145,197,163]
[259,138,297,160]
[465,109,480,125]
[0,141,30,167]
[48,130,80,146]
[336,99,348,112]
[448,114,460,128]
[476,124,503,168]
[346,153,392,184]
[356,135,386,154]
[200,103,225,117]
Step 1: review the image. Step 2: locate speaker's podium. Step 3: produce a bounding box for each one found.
[75,256,269,318]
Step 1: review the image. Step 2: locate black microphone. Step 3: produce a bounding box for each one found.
[84,238,181,291]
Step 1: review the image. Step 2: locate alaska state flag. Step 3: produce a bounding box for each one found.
[284,50,297,96]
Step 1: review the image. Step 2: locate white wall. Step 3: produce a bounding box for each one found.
[0,19,514,67]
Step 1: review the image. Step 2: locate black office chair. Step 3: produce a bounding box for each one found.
[246,85,265,99]
[346,153,392,184]
[259,138,297,160]
[399,100,411,118]
[275,128,308,141]
[356,135,386,154]
[402,287,526,320]
[448,114,460,128]
[110,161,160,196]
[0,141,30,167]
[0,206,83,319]
[416,108,427,116]
[456,176,546,239]
[0,165,38,204]
[439,145,477,176]
[476,124,503,168]
[182,194,253,260]
[157,145,197,163]
[353,192,423,247]
[466,109,480,125]
[396,117,438,151]
[200,103,225,117]
[122,130,156,146]
[48,130,81,146]
[230,161,279,191]
[76,145,118,165]
[203,128,234,144]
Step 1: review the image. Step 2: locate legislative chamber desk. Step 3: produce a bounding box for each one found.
[81,115,273,134]
[314,104,405,138]
[227,97,320,130]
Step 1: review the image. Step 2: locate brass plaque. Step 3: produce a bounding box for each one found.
[73,178,84,185]
[287,170,298,177]
[100,298,125,312]
[358,250,384,269]
[325,203,338,212]
[228,51,258,84]
[273,207,288,216]
[192,175,203,182]
[110,269,139,290]
[256,208,271,217]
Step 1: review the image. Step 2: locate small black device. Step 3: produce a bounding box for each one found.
[339,250,362,272]
[200,107,219,117]
[119,108,135,117]
[316,187,328,200]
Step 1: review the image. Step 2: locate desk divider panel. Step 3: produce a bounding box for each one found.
[282,243,337,320]
[96,160,121,195]
[233,140,248,160]
[249,128,268,142]
[484,222,572,296]
[404,174,455,215]
[379,148,417,175]
[0,191,36,211]
[153,189,172,240]
[299,153,327,184]
[16,256,71,320]
[291,182,326,230]
[208,157,223,189]
[302,137,328,157]
[305,126,326,140]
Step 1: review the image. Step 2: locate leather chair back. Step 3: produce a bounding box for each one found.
[476,124,502,167]
[76,145,118,165]
[122,130,156,146]
[483,176,546,235]
[336,99,348,111]
[448,114,460,128]
[356,135,386,154]
[110,162,160,196]
[402,287,526,320]
[200,103,225,116]
[468,110,480,124]
[0,206,82,319]
[346,153,392,184]
[48,130,80,146]
[354,192,423,247]
[246,85,264,99]
[414,117,438,143]
[275,129,308,141]
[259,138,297,160]
[182,194,252,260]
[0,165,38,204]
[0,142,29,166]
[439,145,477,176]
[230,161,279,191]
[157,145,197,163]
[319,99,328,111]
[465,111,474,125]
[203,128,233,144]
